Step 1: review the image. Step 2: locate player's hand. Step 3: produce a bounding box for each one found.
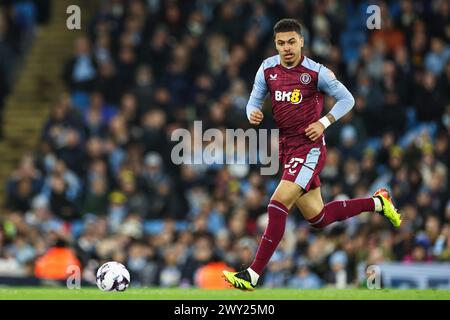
[305,121,325,141]
[249,110,264,125]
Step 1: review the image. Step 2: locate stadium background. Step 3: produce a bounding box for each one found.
[0,0,449,289]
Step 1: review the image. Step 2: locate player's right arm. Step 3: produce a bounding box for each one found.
[246,64,268,125]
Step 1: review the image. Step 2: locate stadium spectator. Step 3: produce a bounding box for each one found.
[63,36,98,110]
[425,37,450,76]
[288,259,322,289]
[34,236,81,280]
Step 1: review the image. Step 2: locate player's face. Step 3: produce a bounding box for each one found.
[275,31,303,67]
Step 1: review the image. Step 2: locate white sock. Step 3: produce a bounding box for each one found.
[373,197,382,212]
[247,267,260,286]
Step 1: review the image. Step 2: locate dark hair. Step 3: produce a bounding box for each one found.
[273,18,303,36]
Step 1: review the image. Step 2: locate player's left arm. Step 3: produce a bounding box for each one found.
[305,65,355,141]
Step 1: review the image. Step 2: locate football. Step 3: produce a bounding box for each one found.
[96,261,131,292]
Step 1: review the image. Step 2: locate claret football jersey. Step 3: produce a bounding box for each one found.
[247,55,348,149]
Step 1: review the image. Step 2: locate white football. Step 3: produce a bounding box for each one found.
[96,261,131,292]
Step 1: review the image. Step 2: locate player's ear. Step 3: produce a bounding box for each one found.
[299,36,304,48]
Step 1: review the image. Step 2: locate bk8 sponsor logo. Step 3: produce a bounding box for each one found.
[274,89,302,104]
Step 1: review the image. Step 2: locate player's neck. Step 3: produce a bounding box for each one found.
[280,54,303,69]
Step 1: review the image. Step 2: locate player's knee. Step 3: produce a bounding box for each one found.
[271,184,303,209]
[300,203,323,220]
[308,206,324,219]
[270,195,295,209]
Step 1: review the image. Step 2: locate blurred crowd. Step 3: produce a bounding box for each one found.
[0,0,51,139]
[0,0,449,289]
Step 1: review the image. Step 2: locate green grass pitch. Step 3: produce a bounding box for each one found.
[0,287,449,300]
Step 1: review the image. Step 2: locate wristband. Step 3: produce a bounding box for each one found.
[318,116,331,129]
